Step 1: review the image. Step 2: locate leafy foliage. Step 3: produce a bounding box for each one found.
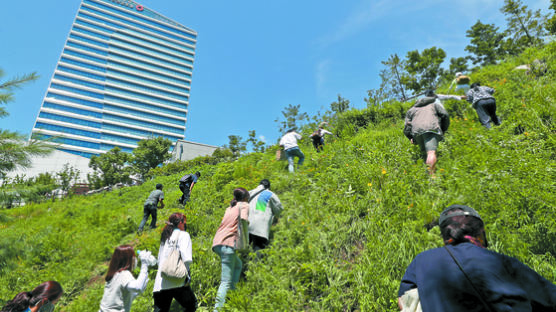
[330,94,350,115]
[500,0,547,54]
[88,147,133,188]
[465,21,506,67]
[132,137,172,180]
[0,69,53,179]
[547,0,556,35]
[403,47,447,94]
[275,104,309,134]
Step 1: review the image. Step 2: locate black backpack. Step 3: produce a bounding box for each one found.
[179,174,192,184]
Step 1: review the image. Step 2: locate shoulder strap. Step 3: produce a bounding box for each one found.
[248,189,265,203]
[444,246,495,312]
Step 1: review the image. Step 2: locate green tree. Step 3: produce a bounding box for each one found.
[501,0,547,54]
[56,164,80,196]
[380,54,408,101]
[439,57,469,85]
[131,137,172,180]
[0,69,52,179]
[403,47,446,94]
[225,135,247,158]
[247,130,266,153]
[275,104,309,133]
[330,94,350,114]
[88,147,132,188]
[465,21,506,66]
[547,0,556,35]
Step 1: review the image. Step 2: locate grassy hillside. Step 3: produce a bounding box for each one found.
[1,43,555,311]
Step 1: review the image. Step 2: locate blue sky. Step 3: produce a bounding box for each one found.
[1,0,550,148]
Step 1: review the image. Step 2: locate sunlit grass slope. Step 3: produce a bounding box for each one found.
[0,43,554,311]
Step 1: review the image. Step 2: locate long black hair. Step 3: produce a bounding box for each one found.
[230,187,249,207]
[1,281,63,312]
[160,212,186,244]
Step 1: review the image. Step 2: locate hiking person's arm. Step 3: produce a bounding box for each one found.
[485,86,495,95]
[436,103,450,133]
[158,198,165,209]
[437,94,461,101]
[466,90,474,103]
[189,182,196,191]
[403,110,414,141]
[270,194,283,218]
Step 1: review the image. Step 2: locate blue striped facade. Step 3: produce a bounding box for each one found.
[31,0,196,157]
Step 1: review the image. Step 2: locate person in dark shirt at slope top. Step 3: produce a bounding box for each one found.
[465,82,501,129]
[178,171,201,205]
[398,204,556,312]
[138,183,164,233]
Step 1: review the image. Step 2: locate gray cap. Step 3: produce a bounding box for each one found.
[439,204,482,226]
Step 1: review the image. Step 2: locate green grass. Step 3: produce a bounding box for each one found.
[1,43,555,311]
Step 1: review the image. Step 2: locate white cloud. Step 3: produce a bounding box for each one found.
[315,59,331,98]
[316,0,392,47]
[259,135,266,143]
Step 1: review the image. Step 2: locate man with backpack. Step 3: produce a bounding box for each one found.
[311,122,333,152]
[404,90,450,175]
[248,179,283,252]
[449,72,471,93]
[179,171,201,205]
[138,183,164,233]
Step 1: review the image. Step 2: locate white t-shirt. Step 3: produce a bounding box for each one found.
[279,132,302,150]
[99,266,148,312]
[153,230,193,292]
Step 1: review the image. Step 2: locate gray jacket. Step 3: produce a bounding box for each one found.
[403,96,450,140]
[466,86,495,108]
[248,185,283,240]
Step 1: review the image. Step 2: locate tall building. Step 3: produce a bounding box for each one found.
[31,0,196,158]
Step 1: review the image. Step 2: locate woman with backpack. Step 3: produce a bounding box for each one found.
[212,188,250,311]
[1,281,63,312]
[153,212,196,312]
[99,245,156,312]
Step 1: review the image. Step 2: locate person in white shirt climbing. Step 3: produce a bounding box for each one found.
[279,128,304,173]
[99,245,156,312]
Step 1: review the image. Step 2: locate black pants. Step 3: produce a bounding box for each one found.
[138,204,157,231]
[179,182,191,205]
[153,285,197,312]
[312,136,324,152]
[249,234,269,252]
[475,98,500,129]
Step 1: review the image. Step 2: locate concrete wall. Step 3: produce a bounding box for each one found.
[3,150,94,183]
[171,140,218,162]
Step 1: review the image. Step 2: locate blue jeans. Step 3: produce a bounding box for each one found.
[285,147,305,173]
[213,245,242,311]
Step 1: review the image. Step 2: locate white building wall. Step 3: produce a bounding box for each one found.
[3,150,94,183]
[171,139,218,162]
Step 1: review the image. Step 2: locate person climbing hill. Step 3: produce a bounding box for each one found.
[279,129,304,173]
[138,183,164,233]
[449,72,471,93]
[179,172,201,205]
[403,90,450,175]
[398,204,556,311]
[248,179,283,252]
[311,122,333,152]
[1,281,63,312]
[466,82,501,129]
